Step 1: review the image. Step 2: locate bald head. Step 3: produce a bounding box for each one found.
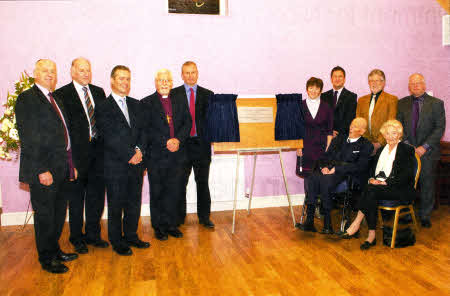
[34,59,57,91]
[349,117,367,139]
[71,57,92,86]
[408,73,426,98]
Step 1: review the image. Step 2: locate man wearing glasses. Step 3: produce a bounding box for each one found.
[356,69,398,154]
[141,69,192,241]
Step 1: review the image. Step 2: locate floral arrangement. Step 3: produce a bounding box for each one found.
[0,72,34,160]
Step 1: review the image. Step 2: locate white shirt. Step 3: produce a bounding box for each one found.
[35,83,71,150]
[332,87,344,105]
[347,136,361,143]
[73,80,95,137]
[306,97,321,119]
[374,143,398,180]
[111,92,130,125]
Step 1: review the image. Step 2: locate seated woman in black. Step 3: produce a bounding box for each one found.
[340,119,416,250]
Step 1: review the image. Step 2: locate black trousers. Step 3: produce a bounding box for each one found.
[358,184,412,230]
[305,172,347,211]
[66,140,106,243]
[417,154,438,220]
[29,179,69,265]
[105,168,143,247]
[149,166,184,231]
[179,137,212,223]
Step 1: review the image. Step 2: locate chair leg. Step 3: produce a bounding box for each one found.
[409,205,419,232]
[391,208,400,248]
[377,208,383,229]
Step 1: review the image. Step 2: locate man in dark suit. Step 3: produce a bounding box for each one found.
[54,57,108,253]
[171,61,215,228]
[95,65,149,255]
[396,73,446,228]
[300,118,373,234]
[15,59,78,273]
[141,69,192,241]
[321,66,357,137]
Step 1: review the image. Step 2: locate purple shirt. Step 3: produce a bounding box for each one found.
[158,93,174,138]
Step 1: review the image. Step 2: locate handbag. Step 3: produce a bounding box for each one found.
[382,226,416,248]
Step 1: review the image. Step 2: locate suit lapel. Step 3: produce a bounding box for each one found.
[417,94,431,132]
[335,88,346,110]
[109,95,130,129]
[372,91,385,117]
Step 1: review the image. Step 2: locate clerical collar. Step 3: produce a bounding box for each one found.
[347,136,361,143]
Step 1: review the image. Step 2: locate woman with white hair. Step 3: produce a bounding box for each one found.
[340,120,416,250]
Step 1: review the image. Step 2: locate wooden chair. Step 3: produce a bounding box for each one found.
[377,153,421,248]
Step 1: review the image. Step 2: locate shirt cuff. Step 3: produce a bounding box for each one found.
[422,143,431,151]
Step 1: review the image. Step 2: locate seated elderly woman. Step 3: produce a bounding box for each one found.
[300,117,373,234]
[339,119,416,250]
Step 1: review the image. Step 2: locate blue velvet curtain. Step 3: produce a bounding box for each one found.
[205,94,240,142]
[275,93,304,140]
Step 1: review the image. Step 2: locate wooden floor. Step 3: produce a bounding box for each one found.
[0,206,449,296]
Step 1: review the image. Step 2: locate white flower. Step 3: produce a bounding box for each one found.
[4,108,11,116]
[9,128,19,140]
[1,122,9,132]
[0,137,3,143]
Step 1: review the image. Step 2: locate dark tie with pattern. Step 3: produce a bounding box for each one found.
[82,86,96,138]
[411,98,420,138]
[189,88,196,136]
[333,90,338,108]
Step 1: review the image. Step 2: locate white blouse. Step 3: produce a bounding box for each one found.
[374,143,398,180]
[305,97,321,119]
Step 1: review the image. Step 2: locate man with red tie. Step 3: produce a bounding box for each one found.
[15,59,79,273]
[141,69,192,240]
[171,61,215,228]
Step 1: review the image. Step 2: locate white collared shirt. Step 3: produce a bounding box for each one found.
[73,80,95,137]
[35,83,71,150]
[333,87,344,105]
[306,97,321,119]
[375,143,398,179]
[111,92,130,125]
[347,136,361,143]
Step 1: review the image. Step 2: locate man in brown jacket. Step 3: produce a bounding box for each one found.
[356,69,398,153]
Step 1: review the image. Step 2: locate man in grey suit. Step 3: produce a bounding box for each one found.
[396,73,446,228]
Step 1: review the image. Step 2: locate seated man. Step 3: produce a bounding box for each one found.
[300,117,373,234]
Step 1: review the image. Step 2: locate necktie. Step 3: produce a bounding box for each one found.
[189,88,196,136]
[333,90,338,108]
[48,92,68,148]
[82,86,96,138]
[411,98,420,138]
[368,94,376,132]
[119,98,130,125]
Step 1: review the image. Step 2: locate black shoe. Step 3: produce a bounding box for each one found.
[41,260,69,274]
[127,239,150,249]
[200,220,215,229]
[56,251,78,262]
[154,229,168,241]
[167,227,183,238]
[72,241,88,254]
[360,239,376,250]
[298,223,317,232]
[319,227,334,235]
[112,245,132,256]
[421,219,432,228]
[339,230,360,239]
[84,238,109,248]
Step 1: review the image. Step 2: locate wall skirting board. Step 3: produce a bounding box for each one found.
[0,194,305,226]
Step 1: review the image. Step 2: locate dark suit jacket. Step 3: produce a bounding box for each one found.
[356,91,398,145]
[319,134,373,186]
[15,85,69,184]
[370,142,416,200]
[140,91,192,168]
[396,93,446,160]
[171,84,214,160]
[54,82,106,178]
[321,88,357,136]
[95,95,144,179]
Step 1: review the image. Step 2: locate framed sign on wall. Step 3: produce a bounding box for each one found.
[168,0,228,15]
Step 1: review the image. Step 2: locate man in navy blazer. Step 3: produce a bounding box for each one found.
[397,73,446,228]
[300,118,373,234]
[141,69,192,241]
[16,59,78,273]
[171,61,215,228]
[95,65,149,255]
[55,57,108,253]
[321,66,357,137]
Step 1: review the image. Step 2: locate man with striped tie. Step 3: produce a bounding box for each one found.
[55,58,108,254]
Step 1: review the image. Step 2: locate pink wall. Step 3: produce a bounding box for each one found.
[1,0,449,210]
